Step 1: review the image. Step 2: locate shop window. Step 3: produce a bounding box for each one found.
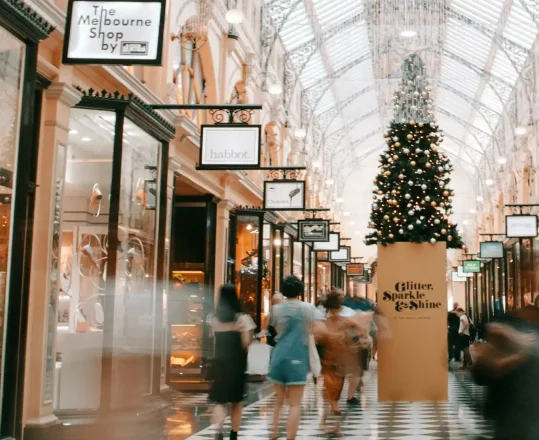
[0,25,24,418]
[317,262,331,295]
[273,228,282,293]
[293,241,302,280]
[283,233,292,277]
[262,223,272,323]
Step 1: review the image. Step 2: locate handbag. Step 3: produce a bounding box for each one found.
[303,307,322,377]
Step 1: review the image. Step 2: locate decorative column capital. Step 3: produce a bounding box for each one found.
[217,199,235,212]
[45,82,83,107]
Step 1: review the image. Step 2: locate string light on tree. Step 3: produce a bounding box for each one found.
[364,54,463,248]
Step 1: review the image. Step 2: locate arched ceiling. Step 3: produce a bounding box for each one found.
[263,0,538,257]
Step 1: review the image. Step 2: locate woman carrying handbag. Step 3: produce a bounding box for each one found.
[267,275,324,440]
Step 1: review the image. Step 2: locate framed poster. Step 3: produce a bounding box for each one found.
[329,246,350,263]
[199,125,262,170]
[63,0,167,65]
[346,263,364,277]
[480,241,503,259]
[313,232,340,252]
[263,180,306,211]
[463,260,481,273]
[506,214,538,238]
[298,219,330,242]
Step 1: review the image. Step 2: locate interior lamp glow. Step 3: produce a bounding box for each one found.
[476,196,484,202]
[343,211,351,217]
[470,208,477,214]
[486,178,494,186]
[225,9,244,24]
[336,197,344,203]
[294,128,306,139]
[497,156,507,164]
[312,161,321,169]
[326,178,334,185]
[273,238,282,246]
[515,126,528,136]
[268,83,283,95]
[400,30,417,38]
[462,220,469,225]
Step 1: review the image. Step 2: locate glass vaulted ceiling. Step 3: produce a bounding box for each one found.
[266,0,538,183]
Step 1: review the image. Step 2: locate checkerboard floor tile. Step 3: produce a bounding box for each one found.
[175,363,494,440]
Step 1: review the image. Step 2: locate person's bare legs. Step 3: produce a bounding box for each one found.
[286,385,305,439]
[272,384,286,439]
[347,376,361,400]
[211,404,227,435]
[230,402,243,434]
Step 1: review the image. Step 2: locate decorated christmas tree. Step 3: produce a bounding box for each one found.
[365,55,463,248]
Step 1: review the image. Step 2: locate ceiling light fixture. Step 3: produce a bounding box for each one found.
[268,83,283,95]
[497,156,507,164]
[225,9,244,24]
[274,238,282,246]
[69,129,78,134]
[469,208,477,214]
[462,220,469,225]
[81,137,91,142]
[343,211,351,217]
[294,128,306,139]
[400,30,417,38]
[486,178,494,186]
[515,126,528,136]
[336,197,344,203]
[350,221,356,225]
[326,178,334,185]
[476,196,484,202]
[312,161,321,169]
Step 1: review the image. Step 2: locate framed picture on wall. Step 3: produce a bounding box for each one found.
[298,219,330,242]
[329,246,350,263]
[313,232,340,252]
[263,180,306,211]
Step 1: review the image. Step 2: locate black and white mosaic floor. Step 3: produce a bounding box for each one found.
[175,364,494,440]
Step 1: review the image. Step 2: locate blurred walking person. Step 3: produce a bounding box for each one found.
[318,291,370,434]
[456,308,473,370]
[268,275,324,440]
[208,284,255,440]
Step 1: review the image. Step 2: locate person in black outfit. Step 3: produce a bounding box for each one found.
[448,309,461,361]
[209,285,255,440]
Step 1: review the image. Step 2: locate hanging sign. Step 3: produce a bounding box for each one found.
[479,241,503,259]
[63,0,167,65]
[463,260,481,273]
[451,271,467,282]
[313,232,340,252]
[506,214,538,238]
[263,180,306,211]
[329,246,350,263]
[457,265,473,278]
[199,125,262,170]
[346,263,364,277]
[298,219,330,242]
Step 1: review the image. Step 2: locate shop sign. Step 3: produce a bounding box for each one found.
[329,246,350,263]
[506,214,538,238]
[479,241,503,259]
[346,263,364,277]
[63,0,166,65]
[313,232,340,252]
[463,260,481,273]
[263,180,306,211]
[298,219,330,242]
[199,125,262,170]
[451,271,467,282]
[457,265,473,278]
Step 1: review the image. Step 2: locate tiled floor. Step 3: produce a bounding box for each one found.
[164,363,494,440]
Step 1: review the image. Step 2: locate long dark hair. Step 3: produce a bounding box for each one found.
[216,284,242,323]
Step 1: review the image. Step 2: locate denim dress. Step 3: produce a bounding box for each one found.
[267,301,310,386]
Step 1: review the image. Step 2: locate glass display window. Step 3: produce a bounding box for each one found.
[283,232,292,278]
[317,261,331,296]
[273,228,282,294]
[293,241,303,280]
[310,250,316,302]
[506,247,515,310]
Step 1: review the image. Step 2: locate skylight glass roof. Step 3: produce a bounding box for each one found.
[265,0,537,190]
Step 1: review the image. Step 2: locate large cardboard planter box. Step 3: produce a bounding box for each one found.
[377,242,448,402]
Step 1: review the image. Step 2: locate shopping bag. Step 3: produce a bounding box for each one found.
[308,334,322,377]
[246,340,272,375]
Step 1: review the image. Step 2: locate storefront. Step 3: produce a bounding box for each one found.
[36,91,175,437]
[0,1,53,437]
[167,191,217,390]
[504,237,534,311]
[228,210,279,330]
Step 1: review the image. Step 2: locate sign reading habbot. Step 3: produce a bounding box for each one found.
[63,0,166,65]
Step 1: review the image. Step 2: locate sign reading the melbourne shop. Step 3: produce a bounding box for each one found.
[199,125,262,169]
[506,214,538,238]
[298,219,330,242]
[263,180,306,211]
[63,0,166,65]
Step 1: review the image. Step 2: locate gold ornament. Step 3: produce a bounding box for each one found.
[370,222,376,227]
[391,190,397,195]
[384,171,391,176]
[384,215,390,221]
[383,132,389,138]
[421,200,425,205]
[377,190,383,195]
[393,217,399,223]
[377,231,382,236]
[389,234,395,239]
[431,201,437,207]
[393,155,399,160]
[409,121,416,125]
[432,147,438,152]
[436,141,440,146]
[426,162,432,168]
[398,174,405,180]
[373,179,378,184]
[418,123,424,128]
[441,229,447,235]
[395,142,401,147]
[407,134,413,140]
[411,161,416,166]
[440,202,445,208]
[448,236,453,241]
[443,190,449,197]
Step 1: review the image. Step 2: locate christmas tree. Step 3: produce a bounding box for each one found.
[365,55,463,249]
